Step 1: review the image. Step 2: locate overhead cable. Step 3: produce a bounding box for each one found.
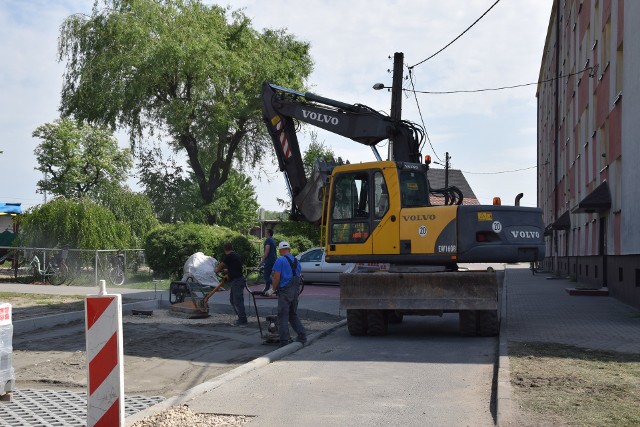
[408,66,595,95]
[461,163,548,175]
[410,0,501,69]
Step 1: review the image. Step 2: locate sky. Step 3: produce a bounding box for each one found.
[0,0,554,212]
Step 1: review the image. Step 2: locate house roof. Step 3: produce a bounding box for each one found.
[427,168,479,205]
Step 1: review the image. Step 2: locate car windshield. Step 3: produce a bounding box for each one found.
[300,249,322,263]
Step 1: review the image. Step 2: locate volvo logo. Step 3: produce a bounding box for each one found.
[511,230,540,239]
[402,214,436,221]
[302,109,339,125]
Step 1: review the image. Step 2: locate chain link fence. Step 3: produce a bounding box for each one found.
[0,246,147,287]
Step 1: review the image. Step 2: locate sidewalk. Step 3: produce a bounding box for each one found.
[504,264,640,353]
[497,264,640,425]
[0,282,162,301]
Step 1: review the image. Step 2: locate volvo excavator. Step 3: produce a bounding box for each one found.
[262,82,544,336]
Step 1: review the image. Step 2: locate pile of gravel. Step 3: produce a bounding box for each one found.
[131,404,253,427]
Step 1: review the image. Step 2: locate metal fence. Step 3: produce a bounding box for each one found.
[0,246,147,287]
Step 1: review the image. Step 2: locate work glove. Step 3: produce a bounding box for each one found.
[264,288,275,297]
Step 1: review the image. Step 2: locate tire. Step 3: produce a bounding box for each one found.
[477,310,500,336]
[366,309,388,336]
[49,264,69,286]
[16,263,35,284]
[459,310,478,336]
[109,267,125,286]
[346,309,368,336]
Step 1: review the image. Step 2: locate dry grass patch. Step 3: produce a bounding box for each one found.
[509,342,640,426]
[0,292,84,308]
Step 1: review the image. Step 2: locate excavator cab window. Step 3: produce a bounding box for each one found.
[330,172,370,243]
[374,172,389,219]
[399,170,430,208]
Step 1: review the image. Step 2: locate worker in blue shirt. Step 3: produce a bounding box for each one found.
[265,241,307,346]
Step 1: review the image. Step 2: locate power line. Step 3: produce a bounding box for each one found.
[461,162,548,175]
[410,0,502,69]
[407,66,595,95]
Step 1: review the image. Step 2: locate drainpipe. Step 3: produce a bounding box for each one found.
[553,0,560,273]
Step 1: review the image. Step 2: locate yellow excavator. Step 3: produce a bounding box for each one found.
[262,82,544,336]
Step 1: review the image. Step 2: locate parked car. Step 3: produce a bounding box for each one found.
[296,247,354,285]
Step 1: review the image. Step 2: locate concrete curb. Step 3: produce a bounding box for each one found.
[496,268,513,426]
[13,299,160,334]
[124,319,348,426]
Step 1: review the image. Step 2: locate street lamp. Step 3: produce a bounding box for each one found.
[372,83,390,90]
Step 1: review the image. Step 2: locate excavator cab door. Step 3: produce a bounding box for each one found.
[325,163,401,260]
[327,170,373,256]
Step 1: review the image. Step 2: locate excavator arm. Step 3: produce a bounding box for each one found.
[261,82,423,222]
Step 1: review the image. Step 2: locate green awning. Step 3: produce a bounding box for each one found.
[551,210,571,230]
[571,181,611,214]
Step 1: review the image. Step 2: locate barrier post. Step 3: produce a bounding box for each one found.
[85,280,124,426]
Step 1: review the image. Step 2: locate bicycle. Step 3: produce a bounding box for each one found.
[245,265,267,292]
[108,252,126,286]
[16,250,69,285]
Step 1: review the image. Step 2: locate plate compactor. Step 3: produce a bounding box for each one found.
[169,276,226,319]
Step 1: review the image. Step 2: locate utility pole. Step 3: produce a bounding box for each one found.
[388,52,404,161]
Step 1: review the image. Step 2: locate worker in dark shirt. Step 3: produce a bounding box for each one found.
[215,242,247,326]
[260,229,277,293]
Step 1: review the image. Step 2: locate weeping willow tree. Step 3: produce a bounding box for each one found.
[18,198,132,250]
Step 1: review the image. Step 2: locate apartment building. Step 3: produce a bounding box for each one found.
[537,0,640,308]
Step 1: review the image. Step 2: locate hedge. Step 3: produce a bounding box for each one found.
[143,223,260,278]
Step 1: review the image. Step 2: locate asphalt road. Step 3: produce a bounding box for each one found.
[186,313,497,427]
[5,282,498,426]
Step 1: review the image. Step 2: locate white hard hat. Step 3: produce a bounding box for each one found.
[278,241,290,250]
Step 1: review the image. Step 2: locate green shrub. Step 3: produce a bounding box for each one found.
[273,233,313,256]
[276,220,321,246]
[143,223,259,278]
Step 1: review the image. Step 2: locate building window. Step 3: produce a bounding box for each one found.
[595,265,598,278]
[616,44,623,99]
[602,18,611,71]
[619,267,623,282]
[599,122,609,170]
[636,269,640,288]
[586,265,589,277]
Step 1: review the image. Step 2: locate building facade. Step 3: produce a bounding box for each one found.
[537,0,640,308]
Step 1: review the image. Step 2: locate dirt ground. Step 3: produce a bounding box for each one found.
[10,298,341,398]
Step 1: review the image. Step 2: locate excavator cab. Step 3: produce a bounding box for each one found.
[325,161,465,265]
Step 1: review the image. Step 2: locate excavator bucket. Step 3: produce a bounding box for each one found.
[295,158,344,223]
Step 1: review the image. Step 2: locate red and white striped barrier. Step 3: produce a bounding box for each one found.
[85,280,124,427]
